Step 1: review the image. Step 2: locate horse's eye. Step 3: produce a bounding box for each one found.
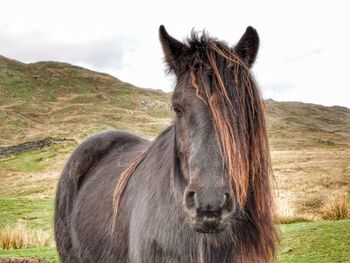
[172,103,184,117]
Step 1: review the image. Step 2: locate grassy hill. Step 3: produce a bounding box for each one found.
[0,55,349,262]
[266,99,350,149]
[0,55,171,145]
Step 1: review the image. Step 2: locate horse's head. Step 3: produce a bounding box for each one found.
[160,25,267,234]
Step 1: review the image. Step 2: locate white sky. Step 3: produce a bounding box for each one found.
[1,0,349,108]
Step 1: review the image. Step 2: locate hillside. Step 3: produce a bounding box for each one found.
[266,99,350,149]
[0,55,171,145]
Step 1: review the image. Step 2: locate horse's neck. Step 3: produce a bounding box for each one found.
[138,125,175,184]
[148,125,175,166]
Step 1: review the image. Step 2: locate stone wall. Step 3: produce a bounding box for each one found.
[0,138,75,157]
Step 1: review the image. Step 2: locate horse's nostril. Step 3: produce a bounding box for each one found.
[224,192,234,212]
[188,191,195,198]
[185,191,196,209]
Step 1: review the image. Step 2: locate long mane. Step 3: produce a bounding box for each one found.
[187,32,277,262]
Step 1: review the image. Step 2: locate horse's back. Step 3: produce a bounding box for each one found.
[54,130,149,262]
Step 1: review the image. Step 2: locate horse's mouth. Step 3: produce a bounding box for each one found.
[188,216,229,234]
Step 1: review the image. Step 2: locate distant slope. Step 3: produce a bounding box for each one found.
[0,55,171,145]
[266,99,350,149]
[0,55,349,150]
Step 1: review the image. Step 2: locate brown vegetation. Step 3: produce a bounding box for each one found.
[0,224,51,250]
[321,195,350,220]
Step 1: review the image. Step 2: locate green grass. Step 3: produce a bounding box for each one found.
[0,246,58,262]
[79,88,97,94]
[0,152,47,173]
[0,143,76,173]
[0,198,56,261]
[0,198,54,231]
[278,219,350,262]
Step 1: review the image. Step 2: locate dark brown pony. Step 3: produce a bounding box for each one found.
[55,25,277,262]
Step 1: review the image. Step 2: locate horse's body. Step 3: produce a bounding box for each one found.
[55,128,237,262]
[55,26,277,262]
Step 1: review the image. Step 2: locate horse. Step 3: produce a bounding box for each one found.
[54,25,277,262]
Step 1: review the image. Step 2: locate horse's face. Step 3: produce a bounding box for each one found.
[172,75,235,234]
[160,26,260,234]
[159,26,260,234]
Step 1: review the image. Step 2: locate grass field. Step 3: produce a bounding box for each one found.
[0,246,58,262]
[278,220,350,262]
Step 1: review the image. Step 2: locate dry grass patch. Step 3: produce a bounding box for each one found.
[321,195,350,220]
[274,200,312,224]
[0,224,51,250]
[272,148,350,219]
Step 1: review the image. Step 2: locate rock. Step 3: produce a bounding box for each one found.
[282,247,293,253]
[140,99,170,111]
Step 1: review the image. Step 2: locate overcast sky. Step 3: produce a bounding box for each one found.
[1,0,349,108]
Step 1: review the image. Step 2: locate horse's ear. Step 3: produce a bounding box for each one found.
[159,25,187,75]
[233,26,259,67]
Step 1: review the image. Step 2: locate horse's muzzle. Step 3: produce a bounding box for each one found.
[187,215,230,234]
[183,186,235,233]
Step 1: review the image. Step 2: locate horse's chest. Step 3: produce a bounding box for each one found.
[128,192,233,262]
[130,221,232,263]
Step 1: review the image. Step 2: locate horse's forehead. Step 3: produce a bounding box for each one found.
[172,74,195,97]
